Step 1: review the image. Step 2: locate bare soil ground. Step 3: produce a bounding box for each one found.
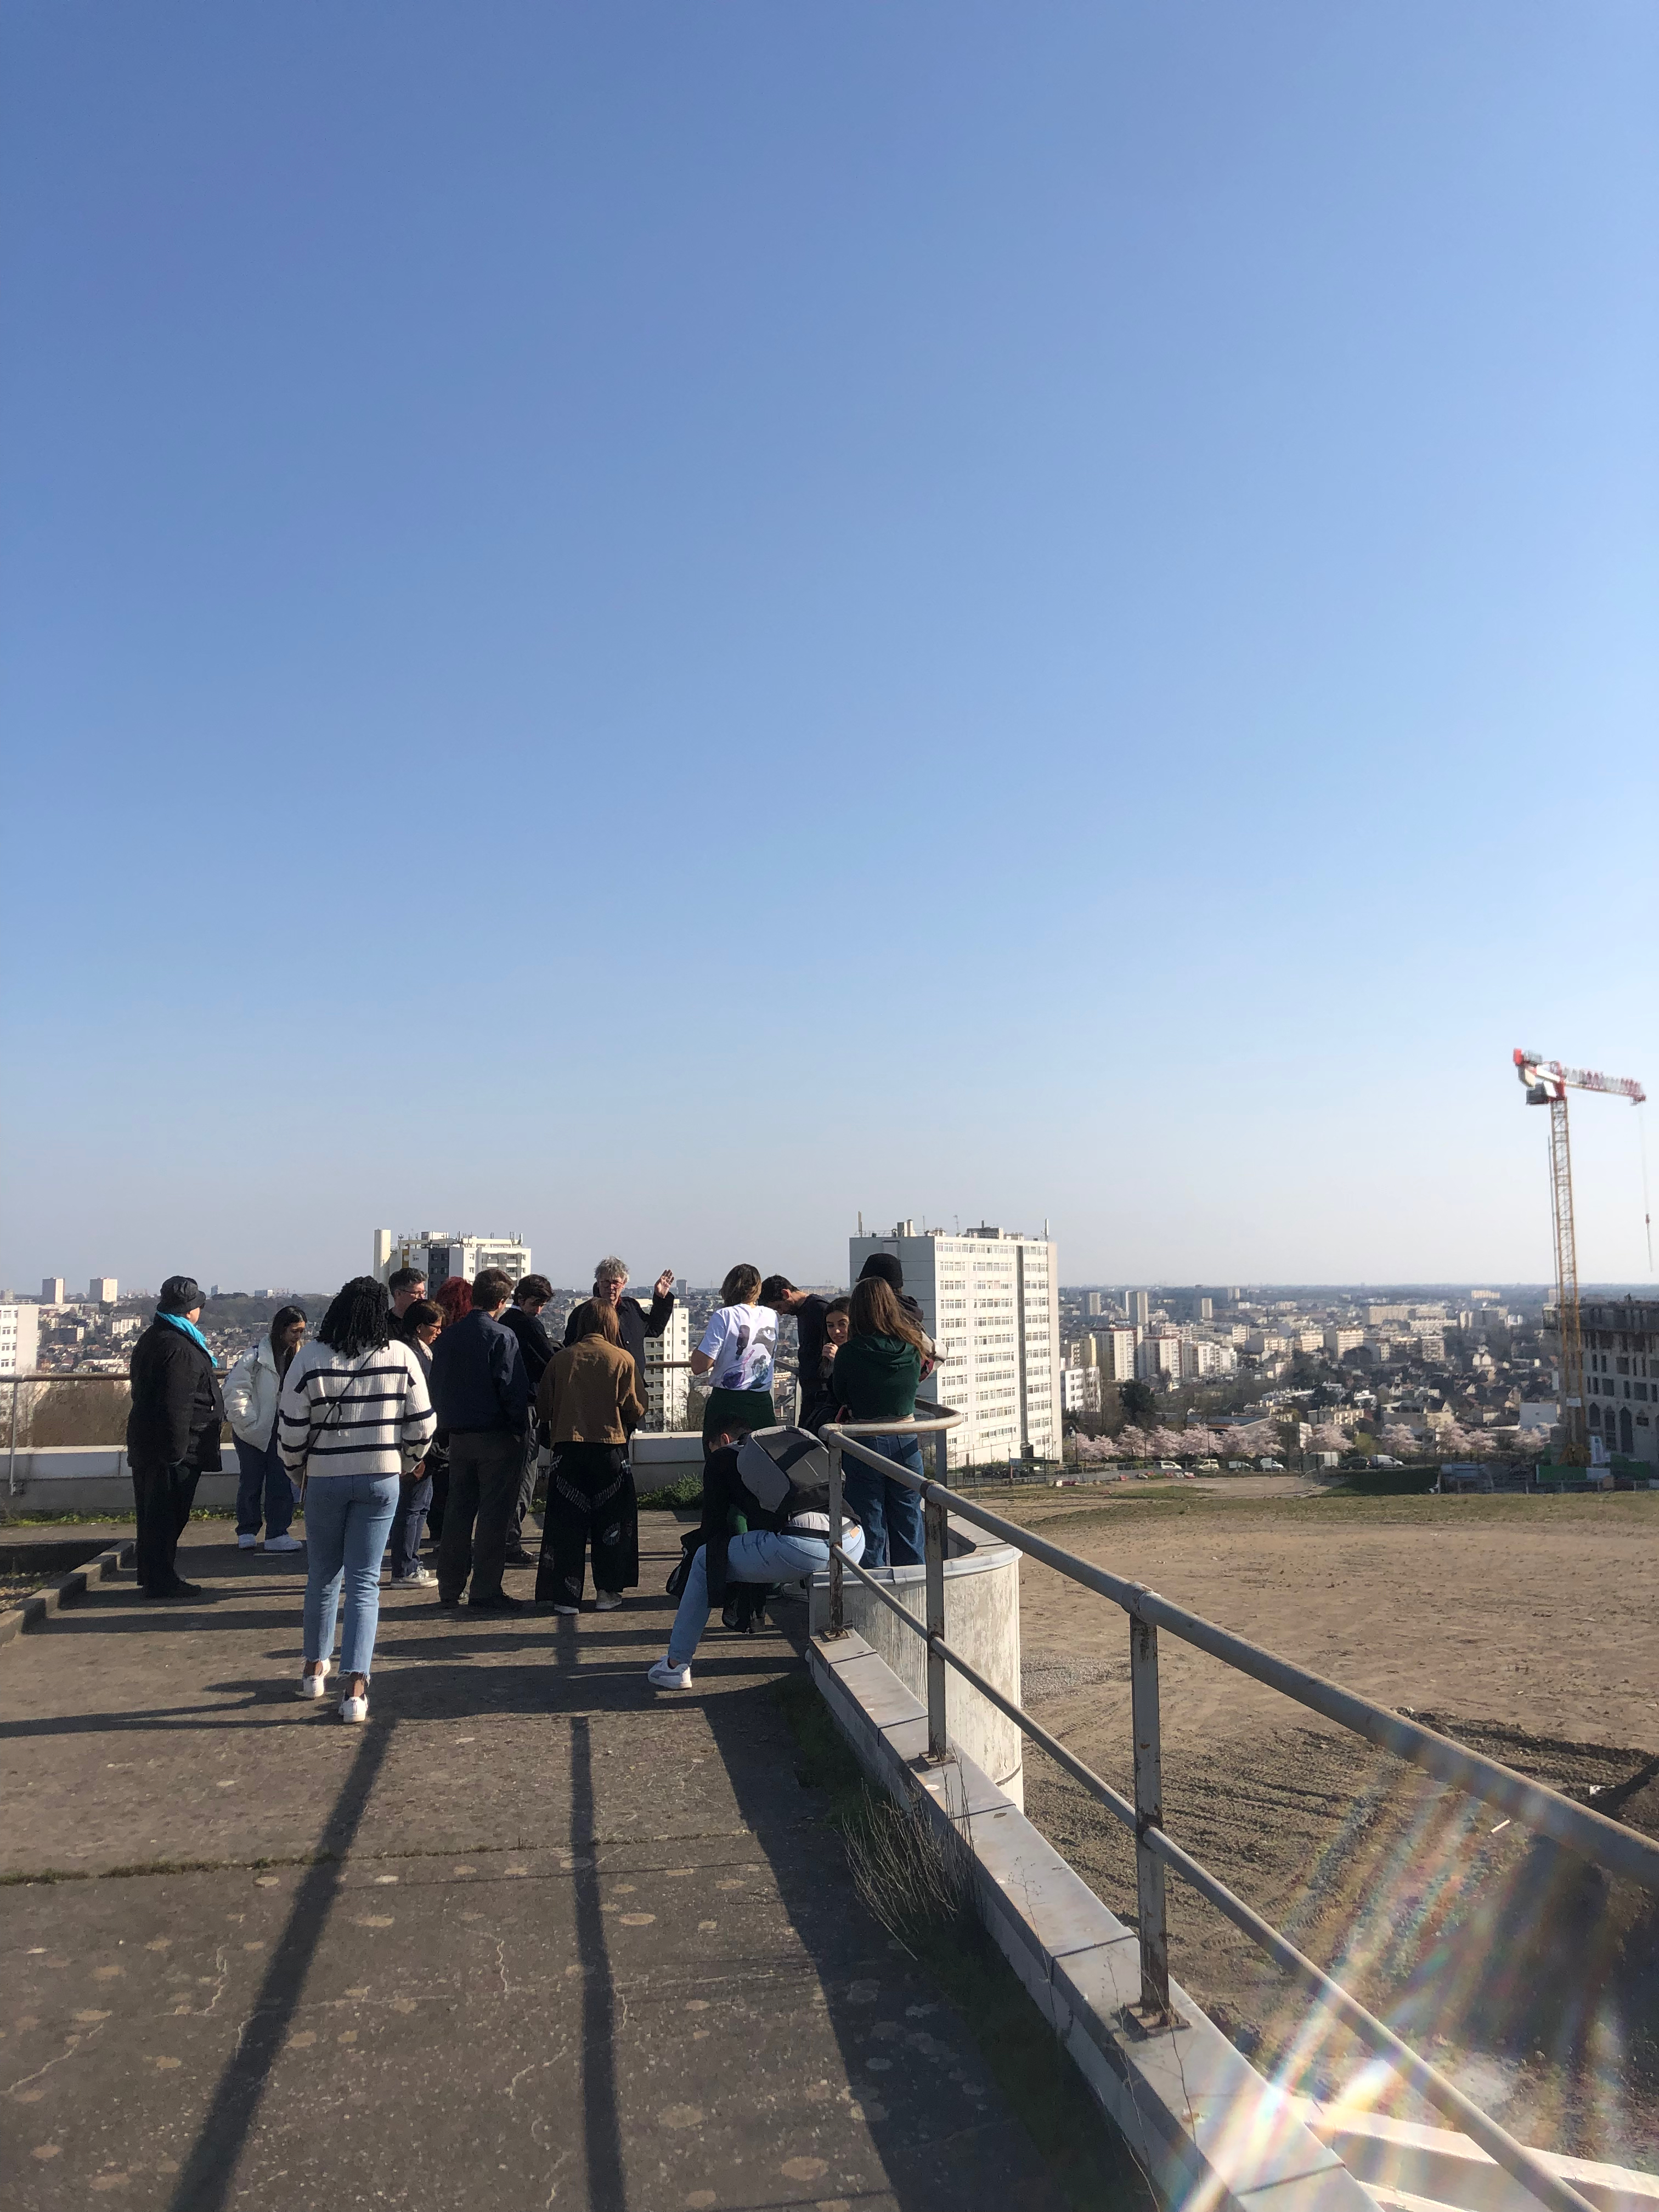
[992,1486,1659,2168]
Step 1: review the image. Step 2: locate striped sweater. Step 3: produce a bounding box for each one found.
[277,1338,436,1482]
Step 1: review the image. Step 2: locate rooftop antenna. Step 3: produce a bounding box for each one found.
[857,1211,864,1238]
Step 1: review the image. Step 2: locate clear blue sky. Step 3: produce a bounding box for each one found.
[3,3,1655,1295]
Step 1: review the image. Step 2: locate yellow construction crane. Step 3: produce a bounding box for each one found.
[1514,1049,1647,1464]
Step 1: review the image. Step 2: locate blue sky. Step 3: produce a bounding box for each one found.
[3,2,1655,1295]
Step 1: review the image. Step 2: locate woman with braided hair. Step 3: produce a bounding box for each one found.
[278,1276,435,1722]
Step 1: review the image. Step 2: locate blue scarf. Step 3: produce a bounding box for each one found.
[159,1310,213,1359]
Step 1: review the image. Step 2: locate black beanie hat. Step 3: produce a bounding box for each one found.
[858,1252,904,1293]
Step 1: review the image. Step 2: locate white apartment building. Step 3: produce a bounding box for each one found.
[849,1222,1060,1470]
[1324,1325,1364,1357]
[1087,1293,1106,1317]
[41,1277,65,1305]
[1094,1324,1139,1382]
[0,1305,42,1376]
[1180,1338,1237,1381]
[1061,1365,1103,1416]
[1125,1291,1150,1329]
[90,1276,118,1305]
[641,1301,691,1430]
[373,1230,531,1291]
[1137,1328,1183,1384]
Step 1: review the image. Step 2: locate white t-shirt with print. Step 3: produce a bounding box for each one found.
[697,1304,777,1393]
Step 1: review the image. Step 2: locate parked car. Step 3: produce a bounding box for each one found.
[1259,1458,1284,1470]
[1194,1458,1221,1471]
[1226,1459,1250,1470]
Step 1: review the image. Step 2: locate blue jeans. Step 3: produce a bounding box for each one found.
[843,1434,925,1568]
[667,1524,866,1668]
[234,1431,294,1539]
[302,1475,400,1679]
[386,1471,433,1581]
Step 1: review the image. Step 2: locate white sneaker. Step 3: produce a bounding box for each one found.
[296,1662,331,1700]
[552,1602,580,1616]
[594,1590,623,1611]
[263,1532,305,1553]
[238,1533,257,1550]
[339,1692,369,1724]
[647,1657,692,1690]
[392,1565,435,1587]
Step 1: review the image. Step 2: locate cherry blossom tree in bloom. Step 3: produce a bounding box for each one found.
[1381,1425,1420,1458]
[1308,1423,1350,1454]
[1116,1426,1152,1460]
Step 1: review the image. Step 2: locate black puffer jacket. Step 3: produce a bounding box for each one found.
[127,1320,225,1470]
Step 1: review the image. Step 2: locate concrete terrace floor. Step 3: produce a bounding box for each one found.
[1,1515,1065,2212]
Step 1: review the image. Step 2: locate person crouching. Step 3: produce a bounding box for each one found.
[535,1300,646,1615]
[647,1427,865,1690]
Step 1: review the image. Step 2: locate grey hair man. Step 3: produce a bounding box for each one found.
[563,1258,677,1372]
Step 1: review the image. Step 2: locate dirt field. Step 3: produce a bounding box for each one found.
[993,1486,1659,2167]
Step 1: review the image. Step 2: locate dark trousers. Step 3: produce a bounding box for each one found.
[233,1432,294,1539]
[536,1444,639,1605]
[132,1459,200,1594]
[387,1470,433,1580]
[426,1459,449,1543]
[506,1430,541,1551]
[437,1430,523,1604]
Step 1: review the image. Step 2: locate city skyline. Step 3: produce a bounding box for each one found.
[3,5,1654,1295]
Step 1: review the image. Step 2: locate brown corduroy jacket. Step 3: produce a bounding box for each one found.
[537,1337,646,1445]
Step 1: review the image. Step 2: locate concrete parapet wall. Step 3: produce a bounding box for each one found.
[4,1446,238,1516]
[809,1626,1375,2212]
[809,1514,1024,1805]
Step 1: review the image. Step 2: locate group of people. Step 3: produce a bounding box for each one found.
[124,1249,940,1722]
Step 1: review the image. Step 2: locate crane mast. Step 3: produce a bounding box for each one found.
[1514,1051,1647,1466]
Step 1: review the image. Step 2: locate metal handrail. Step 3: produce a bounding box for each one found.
[7,1371,138,1496]
[819,1412,1650,2212]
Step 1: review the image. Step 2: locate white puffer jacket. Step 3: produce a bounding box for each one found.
[223,1338,286,1448]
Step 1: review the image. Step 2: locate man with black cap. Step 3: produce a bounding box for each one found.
[127,1276,225,1600]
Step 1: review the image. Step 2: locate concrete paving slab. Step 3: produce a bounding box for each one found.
[1,1513,1066,2212]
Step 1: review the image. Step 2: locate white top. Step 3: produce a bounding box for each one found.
[697,1304,777,1394]
[277,1338,435,1482]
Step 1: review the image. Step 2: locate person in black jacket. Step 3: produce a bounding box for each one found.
[563,1257,676,1369]
[499,1274,556,1566]
[126,1274,225,1600]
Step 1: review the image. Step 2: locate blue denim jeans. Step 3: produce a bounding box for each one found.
[843,1433,925,1568]
[302,1474,400,1678]
[234,1431,294,1539]
[386,1471,433,1581]
[667,1524,866,1669]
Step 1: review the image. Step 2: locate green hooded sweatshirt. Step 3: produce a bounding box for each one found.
[830,1333,922,1421]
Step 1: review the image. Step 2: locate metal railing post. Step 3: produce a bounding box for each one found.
[924,1488,949,1762]
[7,1376,18,1497]
[827,1441,845,1637]
[1130,1609,1177,2026]
[933,1425,950,1493]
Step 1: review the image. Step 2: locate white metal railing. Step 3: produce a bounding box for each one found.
[819,1406,1658,2212]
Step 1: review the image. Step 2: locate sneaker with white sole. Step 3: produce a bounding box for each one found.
[339,1692,369,1724]
[391,1565,435,1587]
[647,1657,692,1690]
[552,1602,580,1616]
[263,1532,305,1553]
[237,1533,257,1550]
[594,1590,623,1611]
[296,1661,331,1700]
